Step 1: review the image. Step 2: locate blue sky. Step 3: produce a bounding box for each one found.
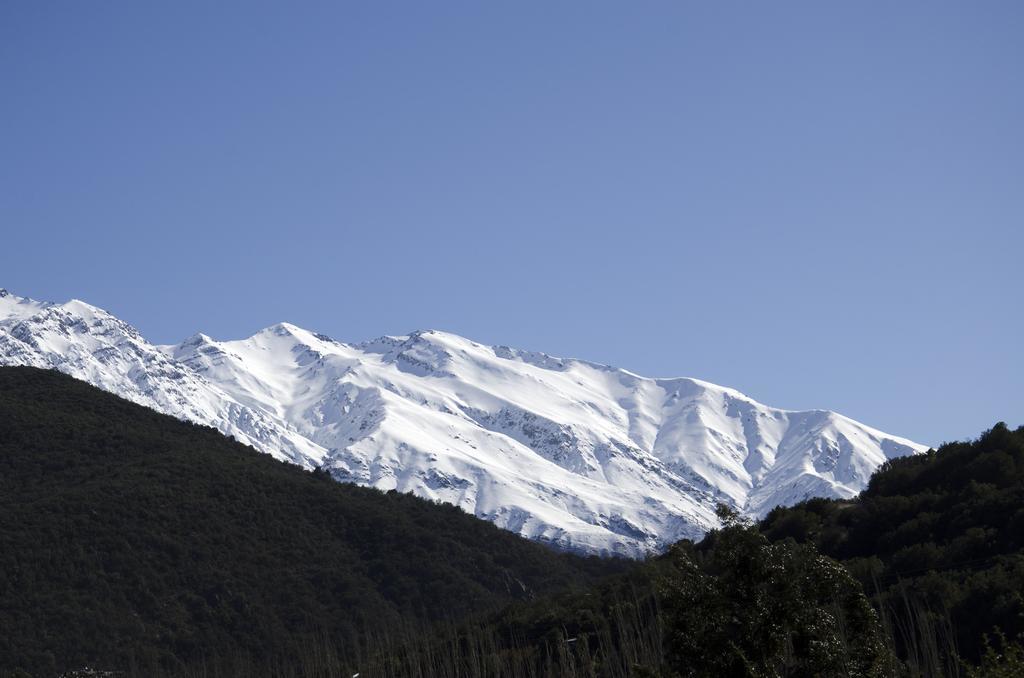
[2,2,1021,445]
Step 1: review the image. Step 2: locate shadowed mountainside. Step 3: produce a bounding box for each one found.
[0,366,621,676]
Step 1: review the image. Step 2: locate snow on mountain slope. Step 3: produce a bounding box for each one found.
[0,289,928,556]
[0,290,326,467]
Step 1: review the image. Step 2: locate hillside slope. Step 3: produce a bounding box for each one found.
[372,423,1023,676]
[0,367,619,676]
[761,422,1024,665]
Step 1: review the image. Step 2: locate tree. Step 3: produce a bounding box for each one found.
[658,524,894,677]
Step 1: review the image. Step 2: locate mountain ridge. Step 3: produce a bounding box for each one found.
[0,288,928,556]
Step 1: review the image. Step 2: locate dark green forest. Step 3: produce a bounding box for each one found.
[0,367,621,676]
[468,423,1024,677]
[760,420,1024,673]
[1,366,1022,677]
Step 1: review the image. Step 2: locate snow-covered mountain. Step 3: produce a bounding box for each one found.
[0,288,928,556]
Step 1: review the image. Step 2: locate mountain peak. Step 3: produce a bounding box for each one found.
[182,331,216,346]
[0,287,35,305]
[256,321,314,340]
[0,288,54,324]
[357,329,445,352]
[0,291,929,556]
[62,298,108,316]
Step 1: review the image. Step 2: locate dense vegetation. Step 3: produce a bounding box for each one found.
[359,426,1024,677]
[411,511,897,677]
[0,367,620,676]
[761,421,1024,672]
[1,366,1021,677]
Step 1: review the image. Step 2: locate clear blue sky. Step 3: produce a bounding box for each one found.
[2,2,1021,446]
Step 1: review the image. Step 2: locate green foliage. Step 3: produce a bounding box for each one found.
[659,526,893,677]
[3,366,1021,677]
[968,632,1024,678]
[467,422,1024,677]
[760,422,1024,669]
[0,367,622,676]
[713,501,746,526]
[383,526,894,677]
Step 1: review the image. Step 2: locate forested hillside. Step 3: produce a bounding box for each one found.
[761,421,1024,672]
[1,366,1020,677]
[363,425,1024,677]
[0,367,621,676]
